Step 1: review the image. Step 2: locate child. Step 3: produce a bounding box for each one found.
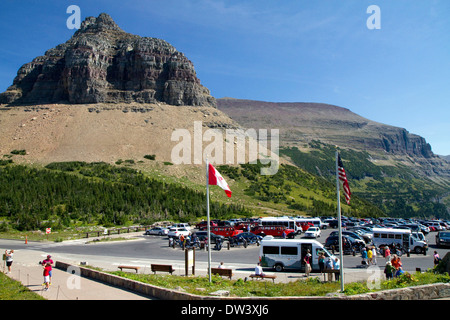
[43,262,52,291]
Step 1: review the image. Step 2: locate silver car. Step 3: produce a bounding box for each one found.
[145,227,169,236]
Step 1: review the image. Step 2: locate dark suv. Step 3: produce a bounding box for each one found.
[191,231,225,244]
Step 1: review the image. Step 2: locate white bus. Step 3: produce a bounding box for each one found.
[259,236,337,272]
[259,217,300,233]
[372,228,428,254]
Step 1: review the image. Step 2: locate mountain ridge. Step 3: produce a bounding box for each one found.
[216,97,450,184]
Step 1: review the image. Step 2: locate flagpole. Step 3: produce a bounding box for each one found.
[336,151,345,292]
[206,157,212,283]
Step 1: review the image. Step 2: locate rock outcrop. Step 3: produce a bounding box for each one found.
[0,13,215,107]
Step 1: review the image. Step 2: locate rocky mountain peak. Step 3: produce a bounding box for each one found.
[76,13,123,34]
[0,13,216,107]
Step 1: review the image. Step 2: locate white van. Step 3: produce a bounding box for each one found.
[259,236,337,272]
[172,223,192,231]
[372,228,428,254]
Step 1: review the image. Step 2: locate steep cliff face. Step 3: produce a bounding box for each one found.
[0,13,215,107]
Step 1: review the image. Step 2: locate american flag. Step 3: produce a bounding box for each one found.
[337,153,351,205]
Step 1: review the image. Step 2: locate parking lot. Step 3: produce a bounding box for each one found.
[143,222,449,277]
[2,218,448,285]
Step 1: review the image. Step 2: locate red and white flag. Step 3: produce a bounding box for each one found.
[208,163,232,197]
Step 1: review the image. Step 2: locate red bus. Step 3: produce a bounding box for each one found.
[234,222,259,232]
[210,226,243,238]
[250,226,295,238]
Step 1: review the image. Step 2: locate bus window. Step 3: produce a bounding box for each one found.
[395,234,401,240]
[281,247,297,255]
[263,246,279,255]
[388,234,394,239]
[374,233,380,238]
[381,234,387,239]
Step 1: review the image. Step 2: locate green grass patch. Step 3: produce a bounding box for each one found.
[343,270,450,295]
[0,272,45,300]
[110,272,340,297]
[109,269,450,297]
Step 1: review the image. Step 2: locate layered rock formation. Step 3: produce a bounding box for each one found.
[216,98,434,159]
[0,13,215,107]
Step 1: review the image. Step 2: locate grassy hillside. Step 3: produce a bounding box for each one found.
[280,141,450,219]
[0,161,251,232]
[217,161,383,218]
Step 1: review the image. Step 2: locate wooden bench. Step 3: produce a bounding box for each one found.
[249,274,277,283]
[151,264,175,275]
[118,265,140,273]
[211,268,233,280]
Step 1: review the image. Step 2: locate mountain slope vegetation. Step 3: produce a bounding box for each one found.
[0,161,250,231]
[280,141,450,219]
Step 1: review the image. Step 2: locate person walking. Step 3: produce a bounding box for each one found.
[367,247,373,265]
[371,247,377,265]
[433,251,441,266]
[4,250,13,274]
[384,246,391,262]
[361,247,368,266]
[303,250,312,278]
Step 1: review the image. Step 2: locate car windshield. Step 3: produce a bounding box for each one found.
[440,232,450,239]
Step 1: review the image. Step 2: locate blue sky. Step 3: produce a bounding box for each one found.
[1,0,449,155]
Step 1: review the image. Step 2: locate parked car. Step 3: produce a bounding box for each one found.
[324,235,364,253]
[348,228,373,243]
[426,222,444,231]
[330,230,367,244]
[230,232,263,244]
[144,227,168,236]
[195,221,217,230]
[192,231,225,244]
[172,223,192,231]
[324,219,339,228]
[167,227,191,238]
[303,227,321,238]
[436,231,450,248]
